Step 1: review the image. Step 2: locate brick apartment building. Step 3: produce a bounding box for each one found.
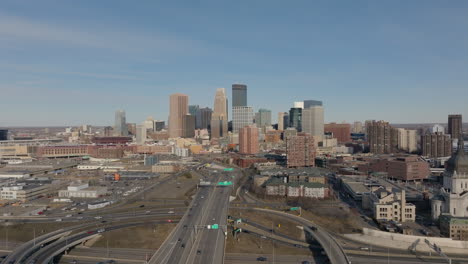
[286,132,316,168]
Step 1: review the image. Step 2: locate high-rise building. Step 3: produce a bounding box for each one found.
[302,106,324,142]
[255,108,272,127]
[196,107,212,129]
[233,106,254,133]
[397,128,418,153]
[286,132,316,168]
[0,129,8,141]
[154,121,165,131]
[232,84,247,107]
[168,93,189,138]
[293,101,304,109]
[277,112,288,131]
[114,110,128,136]
[366,120,398,154]
[352,121,364,133]
[448,114,462,140]
[136,124,147,145]
[182,114,195,138]
[432,124,445,134]
[189,105,199,116]
[143,117,155,132]
[421,132,452,158]
[324,123,351,143]
[189,105,199,129]
[303,100,323,108]
[239,125,259,154]
[127,123,136,136]
[211,88,228,138]
[289,108,302,132]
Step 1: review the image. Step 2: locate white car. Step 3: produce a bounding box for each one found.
[94,216,102,219]
[55,218,62,222]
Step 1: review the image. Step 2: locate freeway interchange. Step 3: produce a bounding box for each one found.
[4,164,448,264]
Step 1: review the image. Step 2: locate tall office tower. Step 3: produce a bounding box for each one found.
[136,124,147,145]
[324,123,351,143]
[289,108,302,132]
[189,105,199,128]
[448,114,462,140]
[278,112,287,131]
[127,123,136,136]
[114,110,128,136]
[239,125,259,154]
[302,106,324,142]
[0,129,7,141]
[143,116,155,132]
[255,108,272,127]
[182,115,196,138]
[397,128,418,153]
[352,121,364,133]
[233,106,254,132]
[196,107,213,129]
[103,126,113,136]
[421,132,452,158]
[293,101,304,109]
[168,93,189,138]
[303,100,323,108]
[210,88,228,138]
[366,120,398,154]
[432,124,445,134]
[286,132,316,168]
[154,121,165,131]
[232,84,247,107]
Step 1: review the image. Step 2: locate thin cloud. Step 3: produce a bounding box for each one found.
[0,13,201,55]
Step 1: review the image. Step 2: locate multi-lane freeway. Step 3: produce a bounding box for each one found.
[149,169,235,264]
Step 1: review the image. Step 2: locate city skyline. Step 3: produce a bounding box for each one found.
[1,1,468,126]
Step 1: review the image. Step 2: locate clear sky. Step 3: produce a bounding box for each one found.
[1,0,467,126]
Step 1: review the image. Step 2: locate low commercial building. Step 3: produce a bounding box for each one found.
[58,182,107,198]
[362,187,415,222]
[359,155,430,181]
[440,214,468,240]
[0,184,49,201]
[265,178,329,199]
[88,200,111,210]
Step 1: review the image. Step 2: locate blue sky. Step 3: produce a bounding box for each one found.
[1,0,467,126]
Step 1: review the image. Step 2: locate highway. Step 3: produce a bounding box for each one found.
[24,220,177,264]
[149,168,236,264]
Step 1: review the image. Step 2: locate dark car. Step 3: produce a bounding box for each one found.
[181,243,185,248]
[256,257,267,261]
[197,250,202,255]
[139,205,145,208]
[302,261,310,264]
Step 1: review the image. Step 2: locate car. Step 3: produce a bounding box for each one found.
[177,238,181,242]
[256,257,267,261]
[77,217,83,220]
[167,219,173,223]
[94,216,102,219]
[196,250,201,255]
[55,218,62,222]
[70,260,77,264]
[145,210,151,214]
[183,225,188,228]
[98,228,105,233]
[168,211,174,214]
[139,205,145,208]
[87,231,95,234]
[66,214,72,217]
[181,243,185,248]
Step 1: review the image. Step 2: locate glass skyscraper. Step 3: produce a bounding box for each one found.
[232,84,247,107]
[114,110,128,136]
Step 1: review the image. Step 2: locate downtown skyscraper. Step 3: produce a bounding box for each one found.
[168,93,189,138]
[114,110,128,136]
[210,88,228,138]
[232,84,247,107]
[448,114,462,141]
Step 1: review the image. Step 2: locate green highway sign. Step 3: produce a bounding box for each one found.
[290,207,300,211]
[217,181,233,186]
[223,168,234,171]
[212,224,219,229]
